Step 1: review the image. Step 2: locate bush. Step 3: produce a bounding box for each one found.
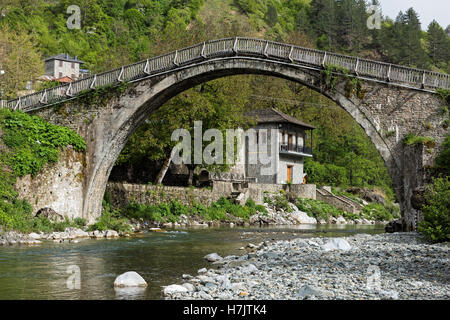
[418,177,450,243]
[123,197,267,223]
[89,202,131,233]
[296,198,344,222]
[361,203,395,221]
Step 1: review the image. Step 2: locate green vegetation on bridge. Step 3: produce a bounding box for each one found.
[0,109,86,233]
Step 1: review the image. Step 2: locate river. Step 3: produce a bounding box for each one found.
[0,224,385,300]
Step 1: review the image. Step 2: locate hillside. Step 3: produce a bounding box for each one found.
[1,0,449,199]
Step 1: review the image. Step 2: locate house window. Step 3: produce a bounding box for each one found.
[59,60,63,67]
[71,62,75,69]
[59,72,63,78]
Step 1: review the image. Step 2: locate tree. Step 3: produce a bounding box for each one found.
[309,0,338,50]
[426,21,449,70]
[0,27,44,99]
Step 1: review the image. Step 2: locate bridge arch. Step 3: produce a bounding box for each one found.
[83,57,398,223]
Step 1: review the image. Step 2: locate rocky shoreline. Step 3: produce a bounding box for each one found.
[0,227,129,246]
[163,232,450,300]
[0,202,388,246]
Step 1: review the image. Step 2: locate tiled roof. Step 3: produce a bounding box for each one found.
[246,108,315,129]
[45,53,85,64]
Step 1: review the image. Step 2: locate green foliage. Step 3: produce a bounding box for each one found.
[304,159,349,186]
[88,202,132,233]
[296,198,345,222]
[361,203,395,222]
[435,135,450,173]
[123,197,266,223]
[0,109,86,233]
[403,133,436,148]
[0,109,86,177]
[418,176,450,243]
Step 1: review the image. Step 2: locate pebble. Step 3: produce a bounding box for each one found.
[163,233,450,300]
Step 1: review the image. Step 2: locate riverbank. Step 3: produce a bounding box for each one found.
[163,232,450,300]
[0,200,389,246]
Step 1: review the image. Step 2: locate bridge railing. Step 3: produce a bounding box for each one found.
[6,37,450,112]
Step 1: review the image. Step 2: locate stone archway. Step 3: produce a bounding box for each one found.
[32,57,445,230]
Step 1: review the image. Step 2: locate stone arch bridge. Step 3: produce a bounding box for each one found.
[4,38,449,230]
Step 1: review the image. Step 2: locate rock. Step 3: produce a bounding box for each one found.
[296,285,324,299]
[239,291,249,297]
[336,216,347,224]
[149,228,165,232]
[28,233,41,240]
[307,240,320,247]
[35,207,64,223]
[204,253,223,262]
[114,271,147,287]
[241,264,258,274]
[65,228,89,238]
[93,230,105,238]
[321,238,352,252]
[181,283,196,292]
[164,284,188,295]
[329,217,338,224]
[289,211,317,224]
[247,243,256,248]
[385,219,404,233]
[105,230,119,238]
[380,289,399,300]
[198,268,207,274]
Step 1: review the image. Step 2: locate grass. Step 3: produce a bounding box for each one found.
[403,133,436,148]
[122,197,267,223]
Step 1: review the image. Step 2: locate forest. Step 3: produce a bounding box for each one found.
[1,0,449,200]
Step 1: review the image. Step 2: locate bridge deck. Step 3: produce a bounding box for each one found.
[3,37,450,112]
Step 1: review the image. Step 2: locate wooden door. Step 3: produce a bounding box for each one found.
[287,166,293,183]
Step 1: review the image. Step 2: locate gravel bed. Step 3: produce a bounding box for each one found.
[164,232,450,300]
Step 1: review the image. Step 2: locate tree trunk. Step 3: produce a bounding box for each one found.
[154,152,173,185]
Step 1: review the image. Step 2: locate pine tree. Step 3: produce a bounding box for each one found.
[426,20,449,69]
[309,0,338,50]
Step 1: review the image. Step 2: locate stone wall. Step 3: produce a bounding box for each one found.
[108,181,317,208]
[316,188,363,214]
[15,147,85,220]
[108,183,221,208]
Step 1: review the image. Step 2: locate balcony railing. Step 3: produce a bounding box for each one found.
[280,144,312,155]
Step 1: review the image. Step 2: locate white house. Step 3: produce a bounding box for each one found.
[44,53,85,80]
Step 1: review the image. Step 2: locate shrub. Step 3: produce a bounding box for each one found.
[296,198,344,222]
[361,203,394,221]
[418,177,450,243]
[89,202,131,233]
[403,133,435,148]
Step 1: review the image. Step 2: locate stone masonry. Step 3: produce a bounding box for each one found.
[26,58,446,229]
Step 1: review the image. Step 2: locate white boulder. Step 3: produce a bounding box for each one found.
[204,253,223,262]
[290,211,317,224]
[163,284,189,295]
[321,238,352,252]
[114,271,147,287]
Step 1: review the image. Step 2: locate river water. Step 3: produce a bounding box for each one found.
[0,224,384,300]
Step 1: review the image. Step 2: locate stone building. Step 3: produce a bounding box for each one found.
[236,108,315,185]
[44,53,85,80]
